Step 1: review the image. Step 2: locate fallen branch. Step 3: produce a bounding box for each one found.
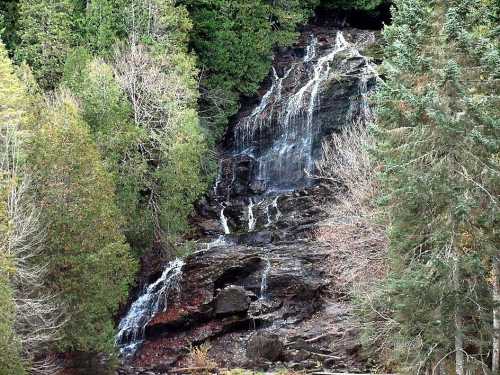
[309,352,342,360]
[305,334,330,343]
[168,367,222,374]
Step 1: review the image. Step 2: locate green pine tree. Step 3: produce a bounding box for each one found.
[80,0,129,55]
[15,0,75,90]
[360,0,499,372]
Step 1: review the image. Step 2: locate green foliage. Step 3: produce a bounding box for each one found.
[182,0,319,138]
[26,94,138,352]
[127,0,193,53]
[15,0,75,90]
[360,0,499,371]
[157,109,211,236]
[0,267,24,375]
[0,0,20,53]
[79,0,129,55]
[110,0,212,252]
[62,49,140,172]
[63,48,154,253]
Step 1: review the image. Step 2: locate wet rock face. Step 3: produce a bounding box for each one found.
[130,237,329,369]
[216,26,378,202]
[215,286,251,316]
[117,24,379,374]
[126,184,335,370]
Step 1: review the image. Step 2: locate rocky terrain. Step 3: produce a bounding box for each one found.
[114,24,380,375]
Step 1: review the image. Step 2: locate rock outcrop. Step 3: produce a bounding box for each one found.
[116,24,379,374]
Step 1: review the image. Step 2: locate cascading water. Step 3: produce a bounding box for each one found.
[303,35,318,63]
[248,198,257,231]
[220,206,231,234]
[116,28,379,367]
[265,196,281,228]
[205,235,230,250]
[259,257,272,300]
[209,29,376,237]
[231,31,358,193]
[116,259,184,358]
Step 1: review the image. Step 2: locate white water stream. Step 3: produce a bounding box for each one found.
[233,32,359,192]
[248,198,257,232]
[259,257,272,300]
[220,206,231,234]
[116,259,184,357]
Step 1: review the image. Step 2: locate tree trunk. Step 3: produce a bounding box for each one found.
[455,312,465,375]
[493,256,500,374]
[455,258,465,375]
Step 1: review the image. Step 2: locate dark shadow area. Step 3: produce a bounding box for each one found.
[312,3,392,30]
[213,258,263,290]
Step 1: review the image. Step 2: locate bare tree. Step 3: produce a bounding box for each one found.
[0,99,63,374]
[453,256,465,375]
[113,41,198,243]
[114,44,195,146]
[314,123,387,293]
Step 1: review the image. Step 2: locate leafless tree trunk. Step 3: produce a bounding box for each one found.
[493,256,500,374]
[1,103,63,374]
[454,257,465,375]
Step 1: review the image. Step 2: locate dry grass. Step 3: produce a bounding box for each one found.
[186,343,217,373]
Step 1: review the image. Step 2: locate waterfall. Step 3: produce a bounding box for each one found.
[248,198,256,231]
[259,257,272,300]
[220,206,231,234]
[303,34,318,62]
[116,259,184,357]
[346,62,376,126]
[265,196,281,227]
[236,66,292,152]
[115,27,379,367]
[359,66,375,124]
[205,235,229,250]
[231,31,363,193]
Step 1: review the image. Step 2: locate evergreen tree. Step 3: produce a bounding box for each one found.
[181,0,319,138]
[26,93,138,352]
[0,260,24,375]
[361,0,499,372]
[0,0,20,53]
[15,0,75,90]
[80,0,129,55]
[63,49,152,253]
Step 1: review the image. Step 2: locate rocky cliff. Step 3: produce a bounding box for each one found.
[116,24,380,375]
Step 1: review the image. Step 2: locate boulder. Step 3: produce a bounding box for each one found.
[247,332,284,362]
[215,285,251,315]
